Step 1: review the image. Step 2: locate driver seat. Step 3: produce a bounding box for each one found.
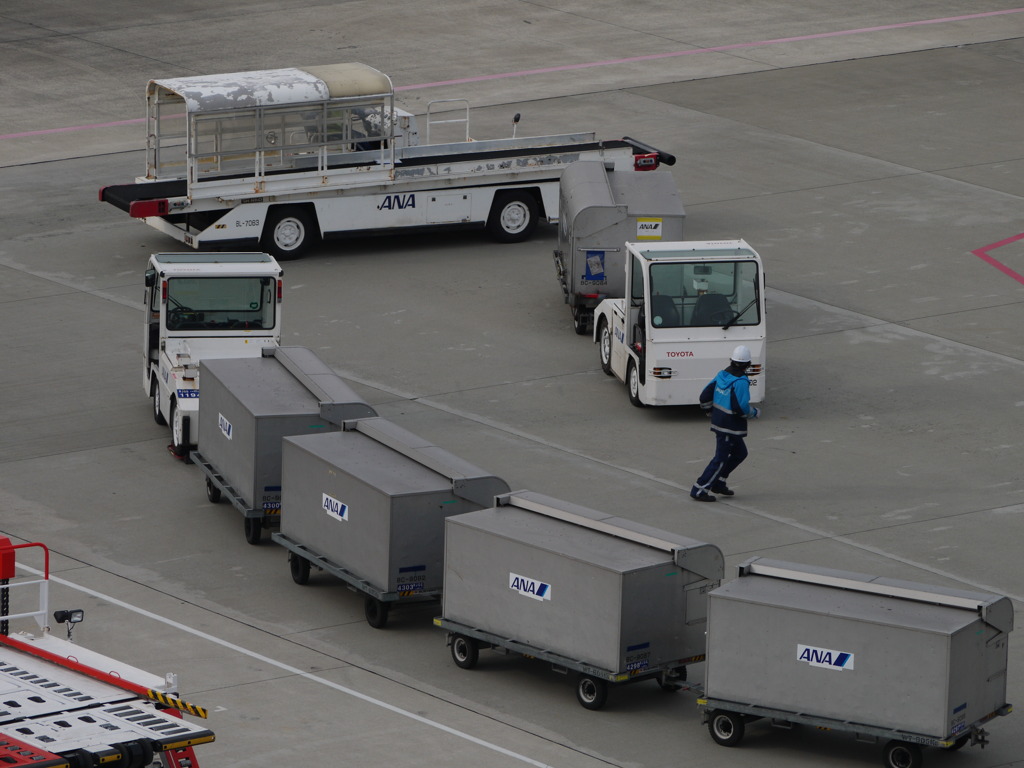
[691,293,732,325]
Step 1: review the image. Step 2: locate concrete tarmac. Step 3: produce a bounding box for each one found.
[1,2,1023,767]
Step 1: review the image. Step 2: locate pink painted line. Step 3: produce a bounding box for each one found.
[396,8,1024,91]
[971,233,1024,285]
[3,8,1023,140]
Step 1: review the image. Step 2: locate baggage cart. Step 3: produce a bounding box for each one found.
[436,490,723,709]
[190,346,376,544]
[698,558,1014,768]
[272,417,509,628]
[553,160,684,334]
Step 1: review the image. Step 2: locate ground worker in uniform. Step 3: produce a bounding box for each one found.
[690,345,760,502]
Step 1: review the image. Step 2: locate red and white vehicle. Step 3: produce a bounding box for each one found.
[0,538,215,768]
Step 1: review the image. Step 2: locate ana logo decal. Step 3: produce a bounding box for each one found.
[509,572,551,601]
[218,413,233,440]
[378,193,416,211]
[322,493,348,522]
[797,644,854,671]
[636,217,663,240]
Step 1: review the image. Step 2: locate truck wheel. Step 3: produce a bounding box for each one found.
[883,741,922,768]
[576,674,608,710]
[487,190,539,243]
[364,597,390,629]
[151,379,166,426]
[572,306,589,335]
[206,478,222,504]
[289,552,311,585]
[262,206,318,261]
[598,319,613,375]
[450,634,479,669]
[708,710,745,746]
[244,517,263,545]
[627,359,645,407]
[168,400,189,458]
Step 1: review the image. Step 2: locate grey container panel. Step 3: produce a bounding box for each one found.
[557,162,685,300]
[282,427,507,593]
[443,503,713,673]
[198,355,344,510]
[705,572,1010,738]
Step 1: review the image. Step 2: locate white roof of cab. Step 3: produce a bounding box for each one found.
[149,63,393,113]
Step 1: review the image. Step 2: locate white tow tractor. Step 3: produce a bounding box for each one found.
[145,252,282,457]
[99,62,671,260]
[593,240,766,407]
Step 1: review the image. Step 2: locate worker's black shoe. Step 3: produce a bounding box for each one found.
[710,483,734,496]
[690,492,717,502]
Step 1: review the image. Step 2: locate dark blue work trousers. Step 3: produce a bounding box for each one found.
[693,432,748,495]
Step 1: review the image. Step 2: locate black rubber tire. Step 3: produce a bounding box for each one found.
[575,674,608,710]
[598,319,614,375]
[627,358,645,407]
[206,477,222,504]
[262,206,318,261]
[244,516,263,545]
[151,378,166,426]
[708,710,745,747]
[572,306,589,335]
[450,634,479,669]
[883,740,923,768]
[289,552,311,585]
[486,190,539,243]
[109,741,154,768]
[168,400,188,457]
[364,597,390,629]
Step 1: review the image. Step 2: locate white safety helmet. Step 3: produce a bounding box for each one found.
[731,345,752,364]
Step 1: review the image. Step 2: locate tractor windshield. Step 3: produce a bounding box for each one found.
[165,277,277,331]
[648,261,760,328]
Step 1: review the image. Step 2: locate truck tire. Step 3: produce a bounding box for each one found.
[289,552,311,585]
[168,400,189,458]
[598,319,613,375]
[572,306,589,335]
[487,190,539,243]
[576,674,608,710]
[883,741,922,768]
[708,710,745,746]
[151,379,166,426]
[364,597,390,629]
[206,477,222,504]
[627,359,645,407]
[262,206,319,261]
[244,516,263,545]
[450,634,479,669]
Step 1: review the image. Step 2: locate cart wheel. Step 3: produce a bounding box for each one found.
[244,517,263,545]
[627,359,646,407]
[708,710,745,747]
[450,634,479,669]
[572,306,589,335]
[883,740,922,768]
[486,190,539,243]
[576,674,608,710]
[289,552,310,585]
[364,597,390,629]
[598,319,613,376]
[151,378,166,426]
[206,477,222,504]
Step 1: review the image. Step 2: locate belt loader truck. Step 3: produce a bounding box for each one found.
[144,252,282,458]
[100,62,672,260]
[593,240,766,407]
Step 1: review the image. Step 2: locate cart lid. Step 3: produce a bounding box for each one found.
[149,63,393,113]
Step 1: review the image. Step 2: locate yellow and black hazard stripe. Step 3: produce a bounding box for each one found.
[148,689,209,719]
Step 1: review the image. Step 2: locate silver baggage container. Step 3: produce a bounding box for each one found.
[439,490,723,704]
[275,417,509,627]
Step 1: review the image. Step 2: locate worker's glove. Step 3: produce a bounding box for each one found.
[748,407,760,419]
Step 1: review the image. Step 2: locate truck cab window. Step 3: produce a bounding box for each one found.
[165,277,276,331]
